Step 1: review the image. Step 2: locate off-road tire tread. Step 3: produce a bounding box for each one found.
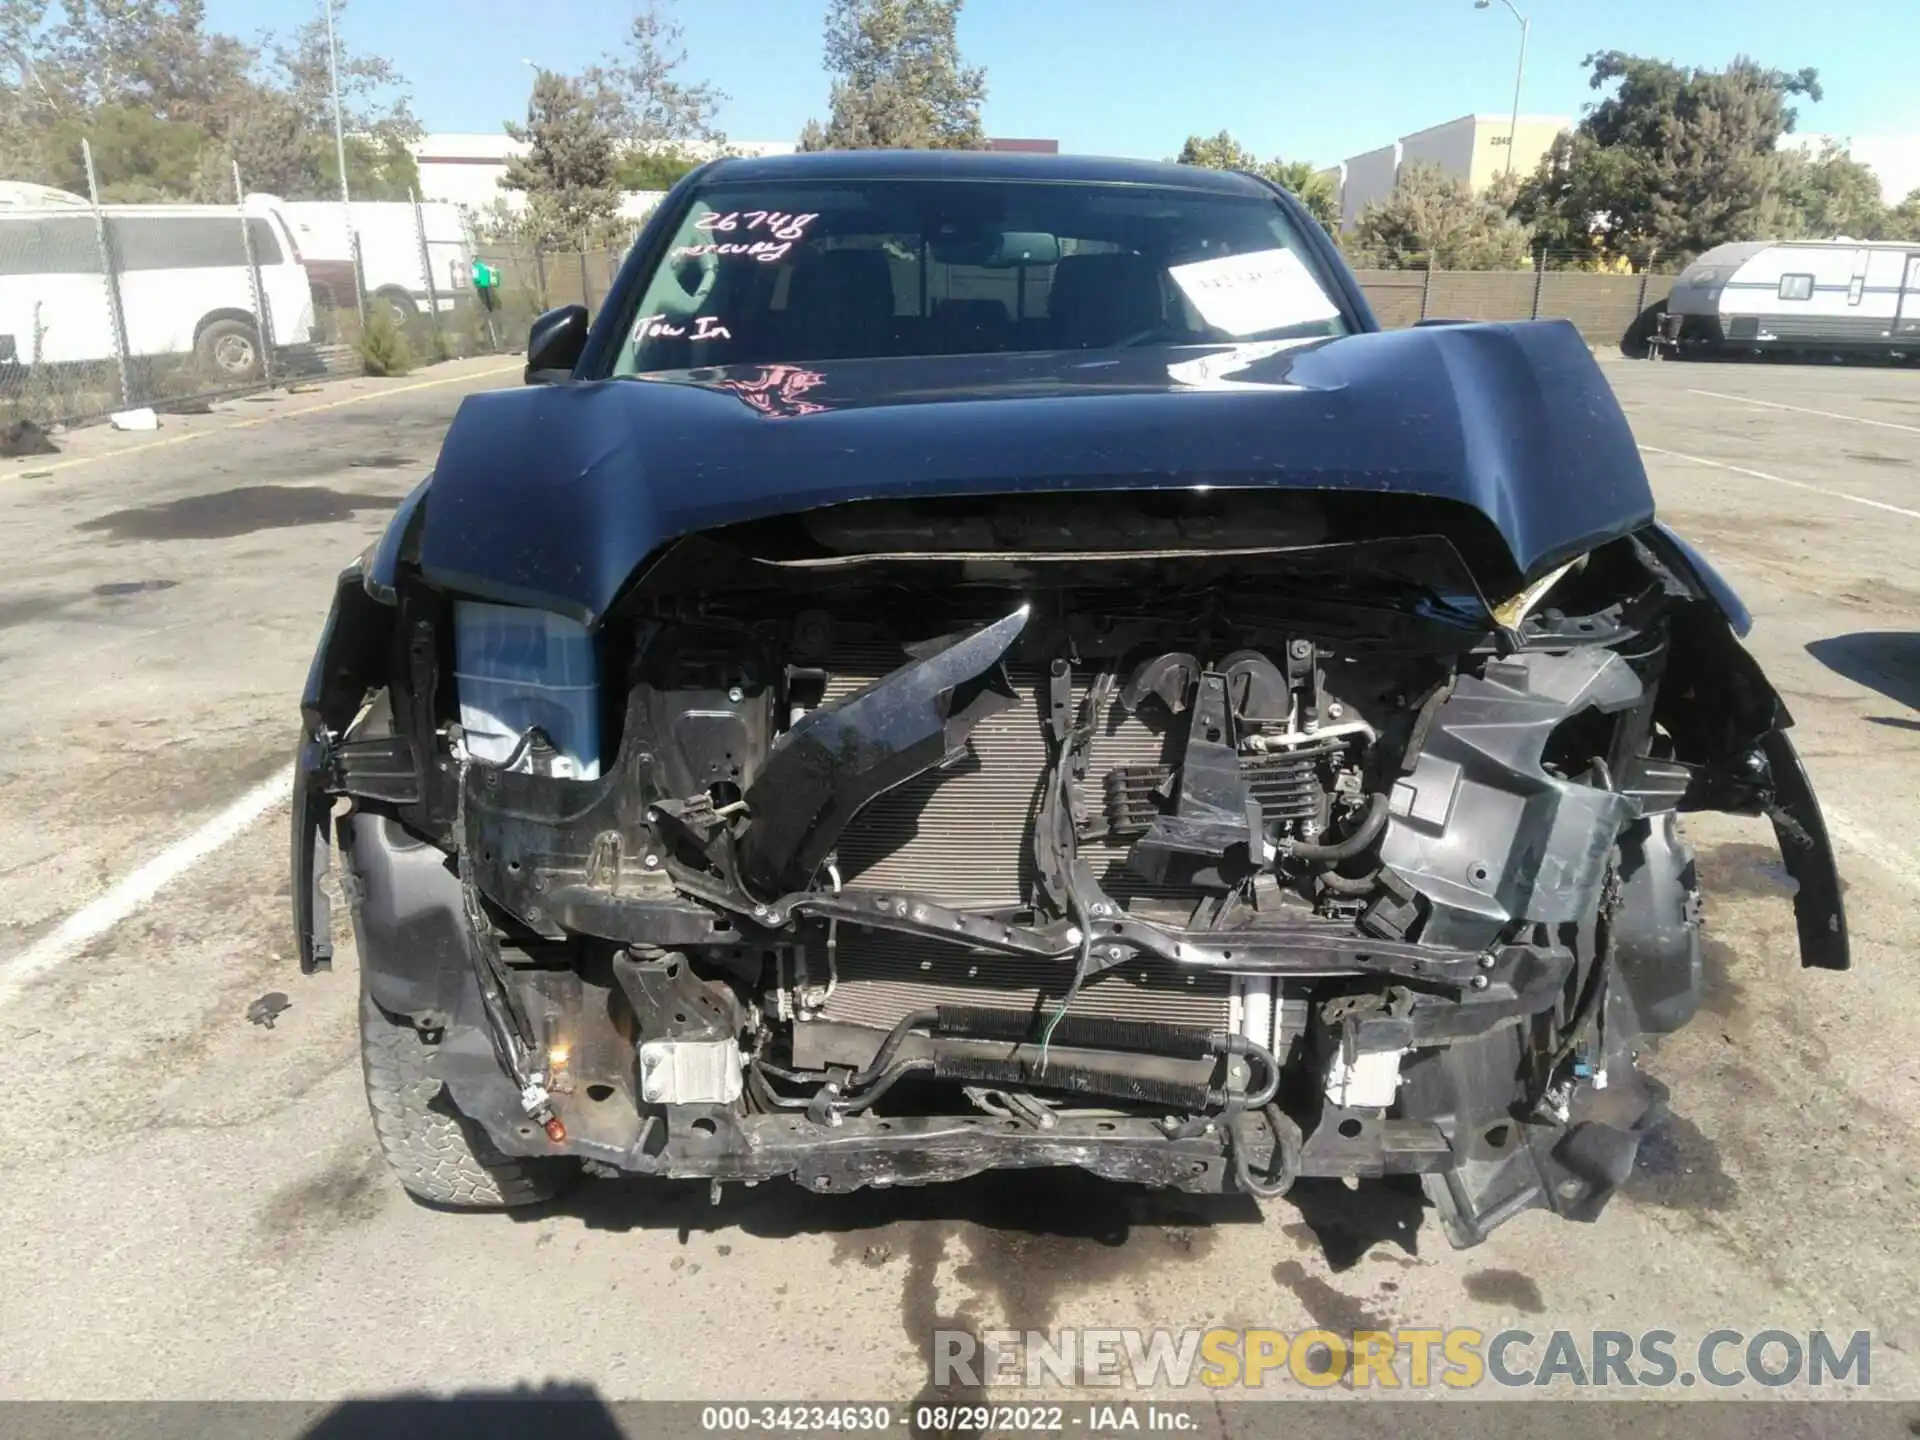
[359,989,570,1208]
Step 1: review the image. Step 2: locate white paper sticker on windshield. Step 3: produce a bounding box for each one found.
[1168,248,1340,337]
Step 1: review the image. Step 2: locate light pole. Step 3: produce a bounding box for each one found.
[1475,0,1530,177]
[322,0,363,323]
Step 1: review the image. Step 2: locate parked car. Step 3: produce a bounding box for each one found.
[260,197,475,325]
[1654,238,1920,361]
[0,199,312,382]
[293,151,1848,1246]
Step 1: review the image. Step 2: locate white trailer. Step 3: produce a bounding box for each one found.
[1657,238,1920,359]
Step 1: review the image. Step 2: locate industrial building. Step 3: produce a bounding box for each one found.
[1329,113,1570,229]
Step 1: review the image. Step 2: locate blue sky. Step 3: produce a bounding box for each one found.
[211,0,1920,165]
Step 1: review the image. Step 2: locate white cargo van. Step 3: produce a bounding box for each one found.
[263,197,475,322]
[0,199,313,381]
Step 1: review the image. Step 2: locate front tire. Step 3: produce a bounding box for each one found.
[374,288,420,329]
[194,317,263,381]
[359,987,573,1208]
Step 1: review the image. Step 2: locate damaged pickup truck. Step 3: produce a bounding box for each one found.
[293,151,1848,1245]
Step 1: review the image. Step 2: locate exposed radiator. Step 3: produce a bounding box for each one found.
[815,648,1232,1033]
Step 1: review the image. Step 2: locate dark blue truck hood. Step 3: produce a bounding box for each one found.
[417,319,1652,626]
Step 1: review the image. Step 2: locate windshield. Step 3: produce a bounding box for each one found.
[611,178,1350,375]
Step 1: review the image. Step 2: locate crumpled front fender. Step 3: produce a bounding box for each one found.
[1641,524,1848,969]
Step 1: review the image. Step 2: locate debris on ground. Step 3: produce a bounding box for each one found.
[2,418,59,457]
[246,992,292,1029]
[110,407,159,431]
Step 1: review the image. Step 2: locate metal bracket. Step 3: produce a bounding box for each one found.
[639,1039,744,1105]
[324,734,423,804]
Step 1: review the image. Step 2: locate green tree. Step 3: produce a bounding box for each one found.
[1351,161,1531,269]
[1175,131,1260,172]
[45,0,252,124]
[252,0,419,196]
[614,148,702,191]
[0,0,419,201]
[1888,189,1920,241]
[503,69,622,243]
[1771,141,1890,238]
[37,103,207,198]
[799,0,986,151]
[1172,130,1338,232]
[1513,51,1822,269]
[584,0,726,194]
[587,0,724,150]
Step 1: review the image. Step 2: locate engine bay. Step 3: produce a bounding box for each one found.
[300,494,1849,1246]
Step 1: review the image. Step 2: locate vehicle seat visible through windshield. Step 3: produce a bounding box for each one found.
[1047,253,1166,348]
[783,248,896,359]
[927,298,1011,354]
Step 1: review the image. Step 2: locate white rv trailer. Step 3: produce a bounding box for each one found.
[1656,239,1920,359]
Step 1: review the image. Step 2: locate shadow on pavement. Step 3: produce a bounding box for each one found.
[1805,630,1920,728]
[512,1162,1429,1274]
[302,1384,629,1439]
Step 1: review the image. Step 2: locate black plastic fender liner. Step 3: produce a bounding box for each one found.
[1639,521,1752,638]
[1761,728,1849,970]
[735,606,1029,897]
[338,810,479,1025]
[1610,812,1706,1034]
[291,739,334,974]
[293,563,396,973]
[1650,575,1849,971]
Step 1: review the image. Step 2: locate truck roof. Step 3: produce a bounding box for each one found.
[703,149,1276,197]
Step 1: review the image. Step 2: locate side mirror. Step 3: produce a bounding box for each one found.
[524,304,589,384]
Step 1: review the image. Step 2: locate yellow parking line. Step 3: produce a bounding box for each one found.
[5,361,522,481]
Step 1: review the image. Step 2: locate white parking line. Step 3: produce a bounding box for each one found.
[1639,444,1920,521]
[1686,388,1920,437]
[0,765,293,1011]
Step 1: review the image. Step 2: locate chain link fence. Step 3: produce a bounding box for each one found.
[0,146,514,435]
[461,240,632,354]
[7,176,1683,437]
[0,206,312,431]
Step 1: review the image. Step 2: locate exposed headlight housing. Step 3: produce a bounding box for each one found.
[452,601,601,779]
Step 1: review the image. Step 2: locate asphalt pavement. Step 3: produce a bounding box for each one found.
[1,346,1916,1409]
